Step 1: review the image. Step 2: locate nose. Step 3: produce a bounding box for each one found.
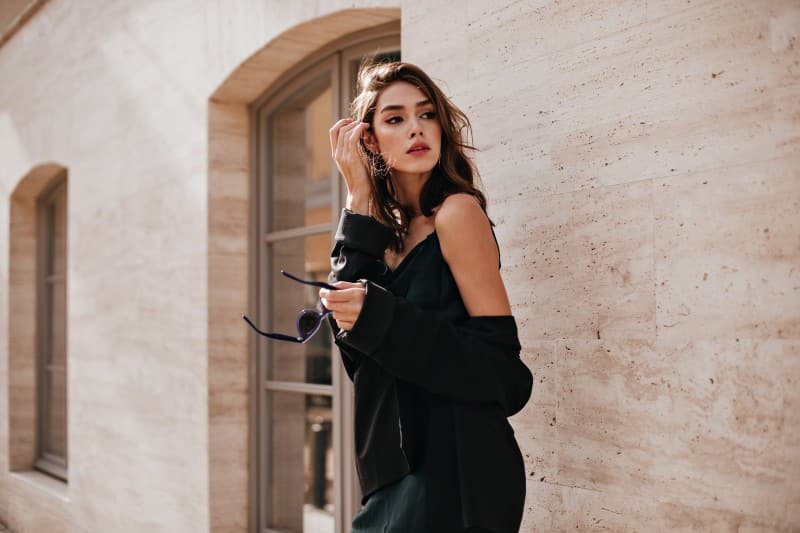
[409,117,423,137]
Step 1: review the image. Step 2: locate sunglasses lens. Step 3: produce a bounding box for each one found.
[298,310,321,337]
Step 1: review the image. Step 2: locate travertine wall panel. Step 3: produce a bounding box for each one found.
[458,0,798,200]
[497,179,655,341]
[653,157,800,342]
[402,0,799,531]
[206,98,251,533]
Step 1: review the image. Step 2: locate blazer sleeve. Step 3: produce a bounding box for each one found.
[327,209,533,417]
[326,208,395,382]
[335,281,533,417]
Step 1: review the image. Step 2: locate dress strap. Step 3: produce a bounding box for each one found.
[489,224,501,270]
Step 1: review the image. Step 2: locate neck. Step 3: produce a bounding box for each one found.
[389,168,432,217]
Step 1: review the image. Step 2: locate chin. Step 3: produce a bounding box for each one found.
[399,156,437,171]
[394,163,437,175]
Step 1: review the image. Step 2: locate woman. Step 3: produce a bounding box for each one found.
[320,59,533,533]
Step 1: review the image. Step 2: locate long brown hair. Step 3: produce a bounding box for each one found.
[350,58,493,253]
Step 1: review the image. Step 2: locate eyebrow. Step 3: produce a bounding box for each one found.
[379,99,433,114]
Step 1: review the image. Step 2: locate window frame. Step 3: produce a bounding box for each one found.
[34,175,68,482]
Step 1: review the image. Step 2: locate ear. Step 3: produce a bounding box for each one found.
[362,127,380,154]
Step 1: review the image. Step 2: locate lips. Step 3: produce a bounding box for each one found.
[407,142,430,153]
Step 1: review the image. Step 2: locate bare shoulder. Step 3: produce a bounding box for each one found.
[434,192,488,234]
[434,192,496,269]
[433,193,510,316]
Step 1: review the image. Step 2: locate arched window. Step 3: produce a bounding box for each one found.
[35,176,69,481]
[9,164,69,485]
[251,33,399,532]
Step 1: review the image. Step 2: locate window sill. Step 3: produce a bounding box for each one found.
[8,469,69,502]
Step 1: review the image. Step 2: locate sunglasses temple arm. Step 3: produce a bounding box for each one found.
[280,270,339,291]
[242,315,302,342]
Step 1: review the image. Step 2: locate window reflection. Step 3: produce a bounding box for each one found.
[268,235,332,385]
[42,182,67,468]
[267,391,334,533]
[269,79,333,233]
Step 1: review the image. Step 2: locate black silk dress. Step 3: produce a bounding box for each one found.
[327,208,534,533]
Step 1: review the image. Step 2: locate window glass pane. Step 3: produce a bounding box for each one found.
[49,280,66,369]
[267,234,333,385]
[269,75,333,232]
[267,391,334,533]
[42,182,67,465]
[49,186,67,370]
[43,366,67,458]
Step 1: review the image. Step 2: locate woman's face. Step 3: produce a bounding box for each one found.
[365,81,442,175]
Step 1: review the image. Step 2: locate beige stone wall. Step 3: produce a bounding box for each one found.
[399,1,799,530]
[0,0,211,530]
[0,1,396,532]
[0,1,797,533]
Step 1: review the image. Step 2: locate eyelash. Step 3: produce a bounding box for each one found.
[386,111,437,124]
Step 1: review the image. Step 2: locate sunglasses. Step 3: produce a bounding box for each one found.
[242,270,340,343]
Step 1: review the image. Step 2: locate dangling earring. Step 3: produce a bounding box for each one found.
[373,153,390,179]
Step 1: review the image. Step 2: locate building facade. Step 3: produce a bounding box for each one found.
[0,1,798,532]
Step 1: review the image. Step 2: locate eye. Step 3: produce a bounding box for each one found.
[386,111,437,124]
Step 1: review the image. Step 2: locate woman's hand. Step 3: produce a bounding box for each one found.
[329,118,372,198]
[320,281,366,332]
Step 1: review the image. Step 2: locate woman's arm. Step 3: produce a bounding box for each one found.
[326,207,394,381]
[328,207,393,284]
[435,193,512,316]
[335,292,531,416]
[326,193,533,417]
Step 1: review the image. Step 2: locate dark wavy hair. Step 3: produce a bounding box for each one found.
[350,58,493,253]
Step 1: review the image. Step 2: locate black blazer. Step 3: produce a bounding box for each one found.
[327,208,534,533]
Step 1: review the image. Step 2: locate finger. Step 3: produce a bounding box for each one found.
[331,121,355,157]
[328,118,353,133]
[348,123,370,152]
[325,301,360,319]
[350,123,372,157]
[320,287,346,301]
[319,283,359,299]
[321,287,364,302]
[322,297,354,311]
[329,118,354,156]
[336,121,366,155]
[320,297,346,310]
[348,122,369,141]
[331,281,364,289]
[335,309,360,331]
[336,319,354,331]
